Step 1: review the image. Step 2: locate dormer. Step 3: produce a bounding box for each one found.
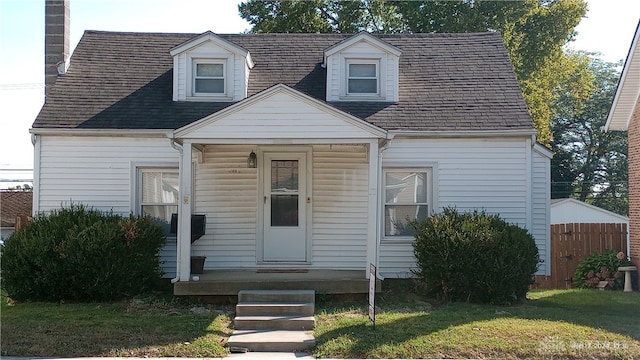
[170,31,254,102]
[324,32,401,102]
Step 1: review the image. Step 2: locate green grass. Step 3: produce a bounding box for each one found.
[2,281,639,359]
[314,281,640,359]
[0,292,233,357]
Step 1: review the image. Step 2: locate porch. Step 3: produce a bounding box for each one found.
[173,269,377,296]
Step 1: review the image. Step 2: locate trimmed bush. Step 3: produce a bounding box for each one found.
[0,204,166,301]
[574,249,631,290]
[412,208,540,305]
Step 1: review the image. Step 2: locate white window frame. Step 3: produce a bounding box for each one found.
[346,59,380,96]
[191,59,227,97]
[382,167,433,240]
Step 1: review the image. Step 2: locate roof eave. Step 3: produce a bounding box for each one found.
[605,20,640,132]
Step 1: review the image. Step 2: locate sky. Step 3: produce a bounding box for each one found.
[0,0,639,189]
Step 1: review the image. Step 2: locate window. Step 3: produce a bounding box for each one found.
[193,61,224,95]
[347,61,378,94]
[139,169,179,234]
[384,169,431,237]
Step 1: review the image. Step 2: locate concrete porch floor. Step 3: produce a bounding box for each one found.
[173,269,377,296]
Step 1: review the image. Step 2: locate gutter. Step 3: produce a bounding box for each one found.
[29,128,172,137]
[388,129,537,138]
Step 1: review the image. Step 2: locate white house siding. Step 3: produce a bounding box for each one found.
[192,145,259,268]
[192,144,369,270]
[532,146,551,275]
[312,144,369,269]
[378,137,532,277]
[35,135,180,277]
[182,91,381,140]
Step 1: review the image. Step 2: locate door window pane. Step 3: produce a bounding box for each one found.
[271,160,298,191]
[271,195,299,226]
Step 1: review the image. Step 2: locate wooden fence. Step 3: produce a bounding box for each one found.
[533,223,628,289]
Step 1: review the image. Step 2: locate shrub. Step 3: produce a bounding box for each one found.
[412,208,540,305]
[574,249,631,290]
[0,204,166,301]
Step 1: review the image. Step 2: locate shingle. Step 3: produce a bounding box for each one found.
[33,31,534,132]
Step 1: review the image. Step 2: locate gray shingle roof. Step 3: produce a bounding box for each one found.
[33,31,534,132]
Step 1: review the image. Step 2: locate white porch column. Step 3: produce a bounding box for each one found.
[366,140,379,278]
[178,141,193,281]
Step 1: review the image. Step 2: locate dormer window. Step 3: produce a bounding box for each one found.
[324,33,401,102]
[347,61,378,95]
[170,31,254,102]
[194,61,224,95]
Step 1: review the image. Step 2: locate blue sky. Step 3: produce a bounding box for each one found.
[0,0,639,188]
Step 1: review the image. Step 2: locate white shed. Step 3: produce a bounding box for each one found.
[550,198,629,225]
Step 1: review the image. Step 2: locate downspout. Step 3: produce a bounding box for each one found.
[375,136,391,280]
[170,138,183,284]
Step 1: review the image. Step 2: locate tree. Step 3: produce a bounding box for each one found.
[550,53,628,215]
[238,0,587,145]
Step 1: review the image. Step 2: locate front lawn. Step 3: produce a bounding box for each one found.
[2,281,639,359]
[314,282,640,359]
[0,292,233,357]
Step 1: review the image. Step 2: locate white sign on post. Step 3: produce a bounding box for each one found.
[369,263,376,325]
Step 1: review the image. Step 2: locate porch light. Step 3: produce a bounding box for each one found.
[247,150,257,168]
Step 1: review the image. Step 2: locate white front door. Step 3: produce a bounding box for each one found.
[262,152,308,262]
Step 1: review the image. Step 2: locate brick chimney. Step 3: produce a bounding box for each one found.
[45,0,70,96]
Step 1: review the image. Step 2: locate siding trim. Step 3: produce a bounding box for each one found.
[32,135,41,213]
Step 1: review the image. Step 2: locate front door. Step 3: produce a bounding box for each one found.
[262,152,308,262]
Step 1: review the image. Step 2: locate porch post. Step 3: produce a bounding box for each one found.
[366,140,379,279]
[178,141,193,281]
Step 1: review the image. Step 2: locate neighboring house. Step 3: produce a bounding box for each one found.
[33,1,551,293]
[605,20,640,288]
[0,191,33,241]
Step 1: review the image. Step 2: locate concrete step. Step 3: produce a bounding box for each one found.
[236,302,314,316]
[228,330,316,352]
[238,289,315,303]
[234,315,315,330]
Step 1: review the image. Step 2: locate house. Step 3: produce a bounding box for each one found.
[1,190,33,241]
[605,20,640,288]
[32,0,551,295]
